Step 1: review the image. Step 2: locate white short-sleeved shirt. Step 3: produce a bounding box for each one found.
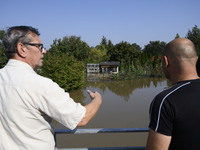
[0,59,86,150]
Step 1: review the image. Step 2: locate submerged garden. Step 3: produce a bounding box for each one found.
[0,25,200,91]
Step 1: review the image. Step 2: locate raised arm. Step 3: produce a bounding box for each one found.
[145,129,171,150]
[77,90,102,126]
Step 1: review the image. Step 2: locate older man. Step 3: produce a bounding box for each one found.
[0,26,102,150]
[146,38,200,150]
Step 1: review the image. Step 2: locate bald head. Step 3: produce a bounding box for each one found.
[162,38,199,83]
[163,38,197,66]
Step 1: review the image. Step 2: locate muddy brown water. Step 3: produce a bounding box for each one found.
[52,77,171,148]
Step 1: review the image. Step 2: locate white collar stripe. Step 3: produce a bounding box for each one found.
[155,82,191,131]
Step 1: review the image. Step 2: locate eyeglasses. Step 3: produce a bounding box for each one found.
[23,43,44,52]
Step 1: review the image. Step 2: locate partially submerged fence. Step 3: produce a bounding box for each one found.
[54,128,149,150]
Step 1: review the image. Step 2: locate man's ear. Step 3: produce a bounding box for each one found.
[16,43,27,58]
[164,55,169,68]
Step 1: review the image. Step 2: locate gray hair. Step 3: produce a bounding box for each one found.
[2,26,40,59]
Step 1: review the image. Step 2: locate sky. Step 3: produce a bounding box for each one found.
[0,0,200,50]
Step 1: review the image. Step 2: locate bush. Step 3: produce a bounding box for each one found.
[0,43,7,68]
[38,51,85,92]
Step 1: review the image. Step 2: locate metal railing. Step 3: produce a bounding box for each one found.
[54,128,149,150]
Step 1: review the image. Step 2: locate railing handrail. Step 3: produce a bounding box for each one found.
[57,147,146,150]
[54,128,149,150]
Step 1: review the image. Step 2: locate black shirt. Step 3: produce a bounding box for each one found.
[149,79,200,150]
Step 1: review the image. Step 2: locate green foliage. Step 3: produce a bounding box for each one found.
[141,52,145,65]
[99,37,113,62]
[175,33,180,39]
[148,53,152,67]
[139,54,142,65]
[132,43,142,52]
[37,25,200,82]
[143,41,166,56]
[185,25,200,55]
[88,44,109,63]
[0,30,5,40]
[0,30,7,68]
[100,37,140,71]
[0,44,7,68]
[138,51,152,67]
[107,39,113,50]
[100,36,107,48]
[49,35,90,62]
[185,25,200,76]
[39,51,85,92]
[108,41,138,62]
[112,50,164,80]
[153,52,159,68]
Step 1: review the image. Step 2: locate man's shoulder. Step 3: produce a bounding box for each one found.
[26,72,55,90]
[154,86,174,101]
[152,84,180,107]
[29,72,52,84]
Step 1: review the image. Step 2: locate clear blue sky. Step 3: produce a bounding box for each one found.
[1,0,200,50]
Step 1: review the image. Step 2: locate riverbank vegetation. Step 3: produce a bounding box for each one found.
[111,51,164,80]
[0,25,200,91]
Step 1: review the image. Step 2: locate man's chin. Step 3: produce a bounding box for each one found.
[34,64,43,70]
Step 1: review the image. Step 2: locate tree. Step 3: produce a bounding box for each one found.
[153,52,159,68]
[185,25,200,55]
[141,51,146,65]
[49,35,90,62]
[132,43,142,52]
[107,41,139,71]
[88,44,109,63]
[185,25,200,75]
[100,36,107,48]
[39,51,85,91]
[175,33,180,39]
[0,30,5,40]
[148,53,152,67]
[139,53,142,65]
[143,41,166,56]
[107,40,113,50]
[0,30,7,68]
[106,39,113,60]
[41,35,89,91]
[108,41,138,62]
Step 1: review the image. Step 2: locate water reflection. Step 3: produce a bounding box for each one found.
[53,77,171,148]
[71,77,171,103]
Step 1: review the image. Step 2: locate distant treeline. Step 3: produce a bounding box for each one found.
[0,25,199,91]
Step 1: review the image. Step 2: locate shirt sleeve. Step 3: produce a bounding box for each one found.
[37,80,86,130]
[148,94,174,136]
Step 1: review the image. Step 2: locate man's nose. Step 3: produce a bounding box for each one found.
[42,48,46,54]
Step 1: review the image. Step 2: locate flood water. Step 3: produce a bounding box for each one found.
[53,77,171,148]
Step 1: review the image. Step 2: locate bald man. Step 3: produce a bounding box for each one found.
[146,38,200,150]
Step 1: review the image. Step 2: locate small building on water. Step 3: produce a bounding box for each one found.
[100,61,120,74]
[86,63,100,73]
[86,61,120,74]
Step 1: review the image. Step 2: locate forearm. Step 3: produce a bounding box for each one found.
[77,91,102,126]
